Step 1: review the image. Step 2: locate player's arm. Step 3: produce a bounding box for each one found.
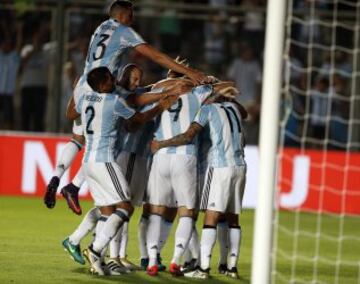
[66,96,80,121]
[151,122,203,153]
[132,80,193,106]
[122,95,178,132]
[212,81,235,92]
[135,44,207,84]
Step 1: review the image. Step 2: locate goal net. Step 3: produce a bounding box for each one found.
[272,0,360,283]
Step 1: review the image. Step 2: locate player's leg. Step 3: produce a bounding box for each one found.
[61,165,84,215]
[169,155,197,275]
[145,153,173,276]
[223,165,246,279]
[182,217,200,273]
[83,162,133,275]
[63,207,101,264]
[44,132,84,209]
[138,203,150,269]
[217,214,229,274]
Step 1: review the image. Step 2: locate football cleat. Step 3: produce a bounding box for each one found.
[218,263,228,274]
[181,258,198,273]
[226,267,240,279]
[104,259,130,275]
[83,247,105,275]
[140,258,149,271]
[44,176,59,209]
[169,262,182,276]
[62,237,85,265]
[184,267,210,279]
[146,265,158,276]
[60,183,82,215]
[120,257,142,271]
[157,254,166,272]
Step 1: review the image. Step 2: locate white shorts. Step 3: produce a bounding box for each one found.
[200,165,246,214]
[83,162,131,207]
[72,79,91,136]
[148,153,197,209]
[117,151,151,206]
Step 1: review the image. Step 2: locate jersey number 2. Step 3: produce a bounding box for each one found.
[85,106,95,134]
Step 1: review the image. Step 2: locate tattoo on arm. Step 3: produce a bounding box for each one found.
[158,123,203,149]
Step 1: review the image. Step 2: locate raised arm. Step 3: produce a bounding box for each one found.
[124,95,178,132]
[151,122,203,153]
[135,44,206,84]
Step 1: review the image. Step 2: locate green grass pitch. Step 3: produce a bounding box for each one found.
[0,196,358,283]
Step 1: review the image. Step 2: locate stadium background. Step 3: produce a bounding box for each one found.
[0,0,359,283]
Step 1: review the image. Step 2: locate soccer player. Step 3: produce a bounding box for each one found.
[145,78,234,276]
[44,0,207,210]
[151,95,247,279]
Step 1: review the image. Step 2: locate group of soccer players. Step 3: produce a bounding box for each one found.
[43,0,247,280]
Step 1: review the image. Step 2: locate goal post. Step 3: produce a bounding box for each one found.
[251,1,287,284]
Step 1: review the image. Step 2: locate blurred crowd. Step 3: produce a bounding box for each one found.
[0,0,357,149]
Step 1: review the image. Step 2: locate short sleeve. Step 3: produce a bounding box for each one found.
[192,84,213,104]
[114,97,136,119]
[194,105,211,127]
[122,26,146,48]
[75,95,84,114]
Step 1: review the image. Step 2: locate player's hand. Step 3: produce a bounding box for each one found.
[167,80,193,96]
[158,95,178,110]
[187,69,208,85]
[150,140,160,153]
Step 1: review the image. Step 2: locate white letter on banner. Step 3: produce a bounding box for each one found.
[280,155,310,208]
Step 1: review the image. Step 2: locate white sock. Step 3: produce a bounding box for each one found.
[109,226,123,259]
[146,214,162,266]
[92,209,129,253]
[138,215,149,259]
[228,226,242,269]
[119,221,129,258]
[183,248,192,264]
[69,207,101,245]
[188,226,200,260]
[217,221,229,265]
[159,219,173,251]
[72,166,85,188]
[54,139,81,178]
[200,226,217,270]
[171,217,194,265]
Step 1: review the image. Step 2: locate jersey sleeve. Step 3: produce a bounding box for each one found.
[75,95,84,114]
[122,26,146,48]
[193,105,211,127]
[192,84,214,104]
[114,97,136,119]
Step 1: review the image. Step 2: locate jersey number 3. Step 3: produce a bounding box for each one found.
[87,33,110,62]
[85,106,95,134]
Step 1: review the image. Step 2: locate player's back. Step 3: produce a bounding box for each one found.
[78,19,144,86]
[78,90,122,163]
[154,84,213,155]
[206,102,246,168]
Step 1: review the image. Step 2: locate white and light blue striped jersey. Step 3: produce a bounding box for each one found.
[77,19,145,87]
[194,102,246,168]
[0,51,20,95]
[120,103,156,158]
[154,84,213,155]
[76,90,136,163]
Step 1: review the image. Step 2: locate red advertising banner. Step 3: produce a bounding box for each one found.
[0,133,359,215]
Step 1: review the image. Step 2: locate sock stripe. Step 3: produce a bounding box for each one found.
[229,225,241,230]
[99,216,108,222]
[70,139,83,151]
[125,153,136,183]
[203,225,216,229]
[115,209,129,222]
[201,167,213,210]
[105,163,126,200]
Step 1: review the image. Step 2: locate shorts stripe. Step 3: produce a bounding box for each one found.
[125,153,136,183]
[105,163,126,200]
[200,167,213,210]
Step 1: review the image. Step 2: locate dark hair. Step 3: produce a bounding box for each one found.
[118,63,142,90]
[87,67,112,92]
[109,0,133,17]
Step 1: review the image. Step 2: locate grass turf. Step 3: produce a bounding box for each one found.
[0,196,358,283]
